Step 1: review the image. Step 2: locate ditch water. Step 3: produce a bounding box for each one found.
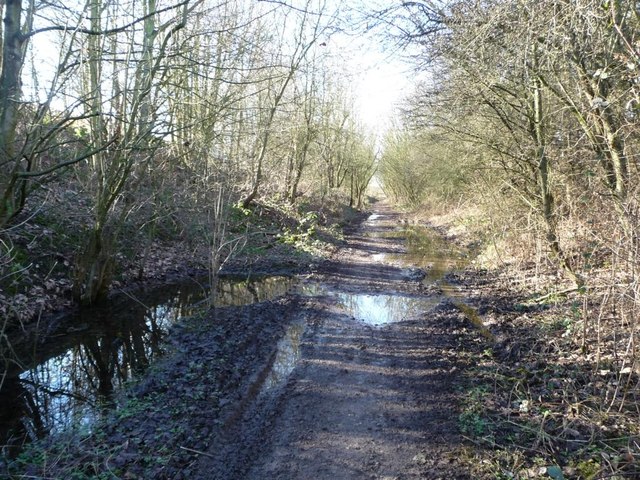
[0,275,296,458]
[0,213,487,461]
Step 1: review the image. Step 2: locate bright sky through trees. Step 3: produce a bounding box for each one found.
[354,55,409,134]
[321,28,411,139]
[25,0,409,138]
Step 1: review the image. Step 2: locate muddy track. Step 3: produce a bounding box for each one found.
[195,203,477,479]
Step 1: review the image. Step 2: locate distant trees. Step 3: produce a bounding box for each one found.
[380,131,431,206]
[239,0,329,209]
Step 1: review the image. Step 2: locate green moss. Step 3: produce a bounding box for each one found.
[576,459,601,479]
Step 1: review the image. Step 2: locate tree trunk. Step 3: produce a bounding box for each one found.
[531,62,583,288]
[0,0,26,225]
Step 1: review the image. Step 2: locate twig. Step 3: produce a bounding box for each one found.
[13,476,59,479]
[533,287,582,302]
[179,446,216,458]
[117,289,151,310]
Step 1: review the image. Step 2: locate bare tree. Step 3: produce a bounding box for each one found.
[240,0,333,208]
[72,0,198,303]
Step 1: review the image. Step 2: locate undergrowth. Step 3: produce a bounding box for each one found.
[456,268,640,480]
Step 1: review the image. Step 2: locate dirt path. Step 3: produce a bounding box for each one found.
[196,202,475,479]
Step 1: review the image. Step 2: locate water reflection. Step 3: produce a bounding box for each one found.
[403,226,467,281]
[334,292,439,326]
[372,225,467,284]
[369,223,492,341]
[299,284,439,327]
[0,275,295,459]
[1,292,182,458]
[216,276,296,307]
[263,321,305,391]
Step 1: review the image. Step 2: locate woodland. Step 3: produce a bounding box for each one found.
[1,0,640,478]
[0,0,379,316]
[379,1,640,477]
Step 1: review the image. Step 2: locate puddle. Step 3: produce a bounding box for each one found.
[361,219,494,340]
[376,226,467,281]
[216,275,296,307]
[0,275,296,458]
[299,284,439,326]
[262,321,305,391]
[333,292,438,326]
[394,226,495,341]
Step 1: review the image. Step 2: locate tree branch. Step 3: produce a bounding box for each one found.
[21,0,191,40]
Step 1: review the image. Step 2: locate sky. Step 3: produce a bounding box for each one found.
[353,56,411,135]
[322,0,417,139]
[320,33,413,141]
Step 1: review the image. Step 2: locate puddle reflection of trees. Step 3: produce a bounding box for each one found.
[335,293,439,326]
[215,276,295,306]
[264,323,305,390]
[0,276,297,458]
[1,289,200,458]
[403,227,466,274]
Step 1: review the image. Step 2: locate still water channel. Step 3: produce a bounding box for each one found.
[0,275,296,458]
